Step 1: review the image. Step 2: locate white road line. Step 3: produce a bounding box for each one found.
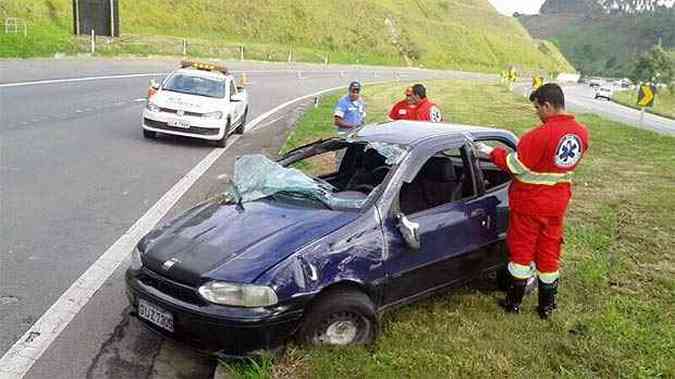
[0,69,404,88]
[133,98,146,102]
[0,79,390,379]
[0,73,166,88]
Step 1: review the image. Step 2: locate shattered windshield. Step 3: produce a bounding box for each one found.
[227,140,406,210]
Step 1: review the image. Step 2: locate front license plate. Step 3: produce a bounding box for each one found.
[138,299,174,333]
[168,119,191,129]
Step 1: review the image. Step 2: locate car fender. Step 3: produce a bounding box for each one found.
[256,208,387,308]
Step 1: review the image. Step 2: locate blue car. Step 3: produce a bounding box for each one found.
[125,121,517,357]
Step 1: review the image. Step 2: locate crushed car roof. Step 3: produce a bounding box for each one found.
[355,120,516,146]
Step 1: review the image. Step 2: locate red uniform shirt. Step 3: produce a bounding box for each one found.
[388,100,417,120]
[414,98,442,122]
[490,114,589,217]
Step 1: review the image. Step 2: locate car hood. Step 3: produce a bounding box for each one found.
[140,199,358,286]
[153,91,223,113]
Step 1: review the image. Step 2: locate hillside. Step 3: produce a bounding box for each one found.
[519,1,675,76]
[0,0,573,73]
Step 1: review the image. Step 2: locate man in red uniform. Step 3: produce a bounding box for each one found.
[477,83,589,319]
[388,87,418,121]
[411,84,442,122]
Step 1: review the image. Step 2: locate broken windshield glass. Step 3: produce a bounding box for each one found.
[231,154,367,209]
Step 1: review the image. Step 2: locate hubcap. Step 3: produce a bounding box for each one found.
[323,320,358,345]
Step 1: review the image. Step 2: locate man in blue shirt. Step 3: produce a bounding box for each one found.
[334,81,366,136]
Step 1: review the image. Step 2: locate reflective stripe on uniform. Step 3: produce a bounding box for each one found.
[537,271,560,284]
[506,152,574,186]
[508,262,535,279]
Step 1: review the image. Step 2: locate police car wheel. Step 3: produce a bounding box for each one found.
[143,129,157,139]
[234,108,247,135]
[213,121,230,147]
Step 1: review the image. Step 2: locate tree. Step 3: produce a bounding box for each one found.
[630,46,675,84]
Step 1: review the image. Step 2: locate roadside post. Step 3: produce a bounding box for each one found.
[182,39,187,56]
[637,84,656,128]
[239,45,245,61]
[91,29,95,55]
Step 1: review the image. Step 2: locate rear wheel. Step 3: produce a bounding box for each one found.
[213,120,230,148]
[234,108,248,135]
[298,288,377,346]
[143,129,157,139]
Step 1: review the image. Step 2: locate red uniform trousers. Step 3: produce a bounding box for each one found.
[507,211,564,282]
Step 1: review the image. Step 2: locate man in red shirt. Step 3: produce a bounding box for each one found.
[411,84,442,122]
[388,87,418,121]
[477,83,589,319]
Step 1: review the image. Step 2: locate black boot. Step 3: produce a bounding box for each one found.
[499,276,528,313]
[537,279,559,320]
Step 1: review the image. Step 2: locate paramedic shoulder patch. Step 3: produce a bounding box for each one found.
[554,134,583,168]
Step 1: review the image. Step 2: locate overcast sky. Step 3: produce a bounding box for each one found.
[487,0,547,15]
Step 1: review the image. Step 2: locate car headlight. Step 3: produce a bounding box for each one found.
[130,247,143,270]
[198,281,278,307]
[202,111,223,119]
[146,102,161,112]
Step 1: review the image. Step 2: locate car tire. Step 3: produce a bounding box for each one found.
[213,120,230,148]
[297,288,377,347]
[143,129,157,139]
[234,108,247,135]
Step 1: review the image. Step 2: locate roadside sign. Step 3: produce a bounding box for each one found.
[637,84,656,107]
[509,67,517,82]
[532,75,544,89]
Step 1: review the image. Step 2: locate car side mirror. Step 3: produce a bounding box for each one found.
[230,93,243,102]
[149,79,159,90]
[396,213,420,250]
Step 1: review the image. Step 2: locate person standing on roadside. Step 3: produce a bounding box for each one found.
[476,83,590,319]
[411,84,442,122]
[334,81,366,136]
[388,87,418,121]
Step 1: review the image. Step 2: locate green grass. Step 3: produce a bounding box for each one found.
[222,80,675,378]
[1,0,573,73]
[613,88,675,119]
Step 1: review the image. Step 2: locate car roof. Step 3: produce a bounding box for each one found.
[355,120,516,146]
[171,68,230,81]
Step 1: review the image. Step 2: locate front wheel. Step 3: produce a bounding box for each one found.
[297,288,377,346]
[213,121,230,148]
[143,129,157,139]
[234,108,248,135]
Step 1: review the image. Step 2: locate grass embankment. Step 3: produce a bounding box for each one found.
[613,88,675,119]
[222,80,675,378]
[1,0,573,73]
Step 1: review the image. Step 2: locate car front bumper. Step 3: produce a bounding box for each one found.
[125,268,303,358]
[142,110,226,141]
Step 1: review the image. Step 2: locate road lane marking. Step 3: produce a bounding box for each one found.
[0,69,420,88]
[0,79,390,378]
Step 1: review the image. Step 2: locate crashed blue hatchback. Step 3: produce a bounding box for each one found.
[125,121,517,357]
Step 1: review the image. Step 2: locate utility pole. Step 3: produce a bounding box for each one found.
[74,0,80,35]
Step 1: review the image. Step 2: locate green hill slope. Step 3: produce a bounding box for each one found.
[0,0,573,73]
[519,8,675,76]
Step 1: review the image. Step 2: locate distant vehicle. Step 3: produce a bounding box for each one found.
[126,121,524,357]
[620,79,632,88]
[595,86,613,101]
[589,80,602,89]
[142,61,249,147]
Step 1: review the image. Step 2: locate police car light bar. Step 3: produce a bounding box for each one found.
[179,60,228,75]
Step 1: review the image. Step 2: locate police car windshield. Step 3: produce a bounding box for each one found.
[163,74,225,99]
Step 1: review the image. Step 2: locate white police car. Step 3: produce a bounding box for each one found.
[143,61,249,147]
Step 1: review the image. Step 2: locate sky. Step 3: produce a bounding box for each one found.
[487,0,547,16]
